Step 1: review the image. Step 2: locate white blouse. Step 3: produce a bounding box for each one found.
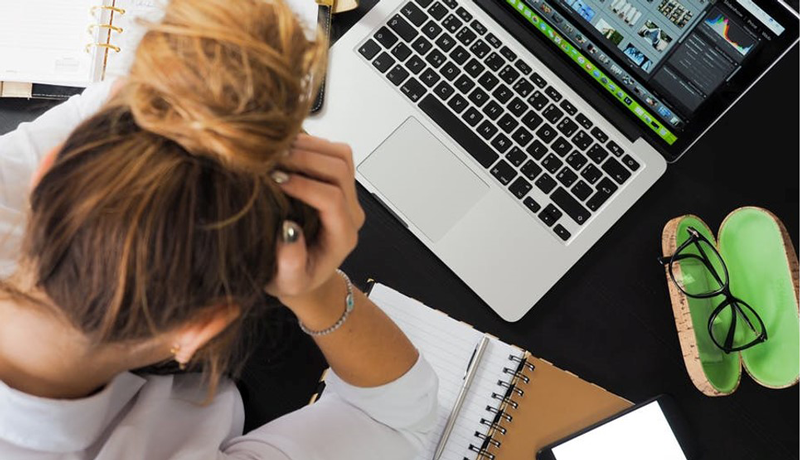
[0,83,439,459]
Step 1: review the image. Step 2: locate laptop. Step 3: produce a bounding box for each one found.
[304,0,798,321]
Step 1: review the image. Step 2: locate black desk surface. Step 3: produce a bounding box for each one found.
[1,4,797,459]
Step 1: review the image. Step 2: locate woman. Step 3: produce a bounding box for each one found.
[0,0,438,458]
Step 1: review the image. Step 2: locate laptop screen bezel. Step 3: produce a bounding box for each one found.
[478,0,799,162]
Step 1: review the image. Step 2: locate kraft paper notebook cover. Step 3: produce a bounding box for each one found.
[312,282,631,459]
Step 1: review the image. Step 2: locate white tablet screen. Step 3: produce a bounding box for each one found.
[551,401,687,460]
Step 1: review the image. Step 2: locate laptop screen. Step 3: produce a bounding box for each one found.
[497,0,798,160]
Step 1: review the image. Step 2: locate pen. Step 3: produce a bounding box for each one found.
[432,334,491,460]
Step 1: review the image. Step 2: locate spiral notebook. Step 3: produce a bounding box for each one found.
[344,282,632,459]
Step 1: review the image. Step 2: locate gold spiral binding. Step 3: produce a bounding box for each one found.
[88,23,124,34]
[85,43,121,54]
[90,5,126,15]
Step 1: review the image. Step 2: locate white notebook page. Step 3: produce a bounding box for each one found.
[0,0,104,86]
[370,283,526,460]
[103,0,164,79]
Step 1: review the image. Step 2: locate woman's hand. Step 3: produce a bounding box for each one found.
[266,134,365,312]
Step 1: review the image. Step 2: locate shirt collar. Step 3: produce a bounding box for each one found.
[0,372,146,453]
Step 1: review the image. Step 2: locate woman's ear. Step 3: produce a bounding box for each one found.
[171,305,240,366]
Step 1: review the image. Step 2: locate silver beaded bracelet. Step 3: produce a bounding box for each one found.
[298,269,355,336]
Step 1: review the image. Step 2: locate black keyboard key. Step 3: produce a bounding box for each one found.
[482,100,503,120]
[542,153,562,174]
[441,61,460,80]
[544,86,562,102]
[425,49,446,68]
[471,20,487,35]
[419,95,499,168]
[536,123,557,143]
[559,100,577,116]
[509,177,532,199]
[428,1,448,20]
[433,81,454,100]
[524,196,542,213]
[435,34,456,52]
[416,0,433,8]
[456,6,473,22]
[499,45,517,61]
[527,139,548,160]
[566,151,588,170]
[521,159,542,181]
[556,118,578,137]
[456,27,478,46]
[514,60,532,75]
[553,224,571,241]
[485,32,502,48]
[528,91,548,110]
[552,187,589,225]
[576,113,593,129]
[539,204,562,226]
[374,27,399,48]
[441,0,457,7]
[497,114,519,133]
[442,14,463,33]
[530,72,546,88]
[608,140,624,157]
[420,68,441,87]
[359,39,381,59]
[372,52,395,73]
[387,65,410,86]
[622,154,640,171]
[542,104,564,124]
[512,79,534,98]
[388,15,418,42]
[400,77,426,102]
[506,146,527,167]
[586,178,617,211]
[499,65,520,85]
[447,93,468,113]
[464,58,485,78]
[551,136,571,157]
[521,110,543,131]
[590,127,608,143]
[391,42,412,61]
[462,107,483,126]
[581,164,602,184]
[449,45,470,64]
[512,126,533,147]
[406,55,426,74]
[477,72,499,91]
[454,75,475,93]
[469,40,490,59]
[587,144,609,163]
[477,120,498,140]
[485,52,505,71]
[572,180,592,201]
[402,2,429,26]
[572,130,593,151]
[411,36,433,55]
[468,87,489,107]
[507,97,528,117]
[556,167,578,187]
[491,133,513,153]
[490,159,517,185]
[602,157,631,184]
[421,20,443,39]
[492,84,513,104]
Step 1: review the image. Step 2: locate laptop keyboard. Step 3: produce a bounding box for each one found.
[357,0,642,242]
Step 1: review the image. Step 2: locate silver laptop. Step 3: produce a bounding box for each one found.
[304,0,798,321]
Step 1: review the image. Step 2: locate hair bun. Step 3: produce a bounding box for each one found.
[125,0,326,173]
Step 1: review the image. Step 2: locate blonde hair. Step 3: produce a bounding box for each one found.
[2,0,326,395]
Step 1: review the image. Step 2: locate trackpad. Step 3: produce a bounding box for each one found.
[358,117,489,242]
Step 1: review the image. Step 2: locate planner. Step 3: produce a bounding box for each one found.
[358,282,632,459]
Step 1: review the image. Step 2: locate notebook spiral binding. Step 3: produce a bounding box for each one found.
[466,354,536,460]
[85,5,126,55]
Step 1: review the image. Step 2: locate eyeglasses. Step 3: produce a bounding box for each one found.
[659,226,767,353]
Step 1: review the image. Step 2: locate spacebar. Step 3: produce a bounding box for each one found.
[418,95,499,169]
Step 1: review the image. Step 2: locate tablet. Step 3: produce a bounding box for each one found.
[537,395,698,460]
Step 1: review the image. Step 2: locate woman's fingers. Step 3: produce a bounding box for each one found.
[282,148,350,187]
[277,173,357,244]
[265,222,310,298]
[293,134,354,173]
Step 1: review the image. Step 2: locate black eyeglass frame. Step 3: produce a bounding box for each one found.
[658,226,768,354]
